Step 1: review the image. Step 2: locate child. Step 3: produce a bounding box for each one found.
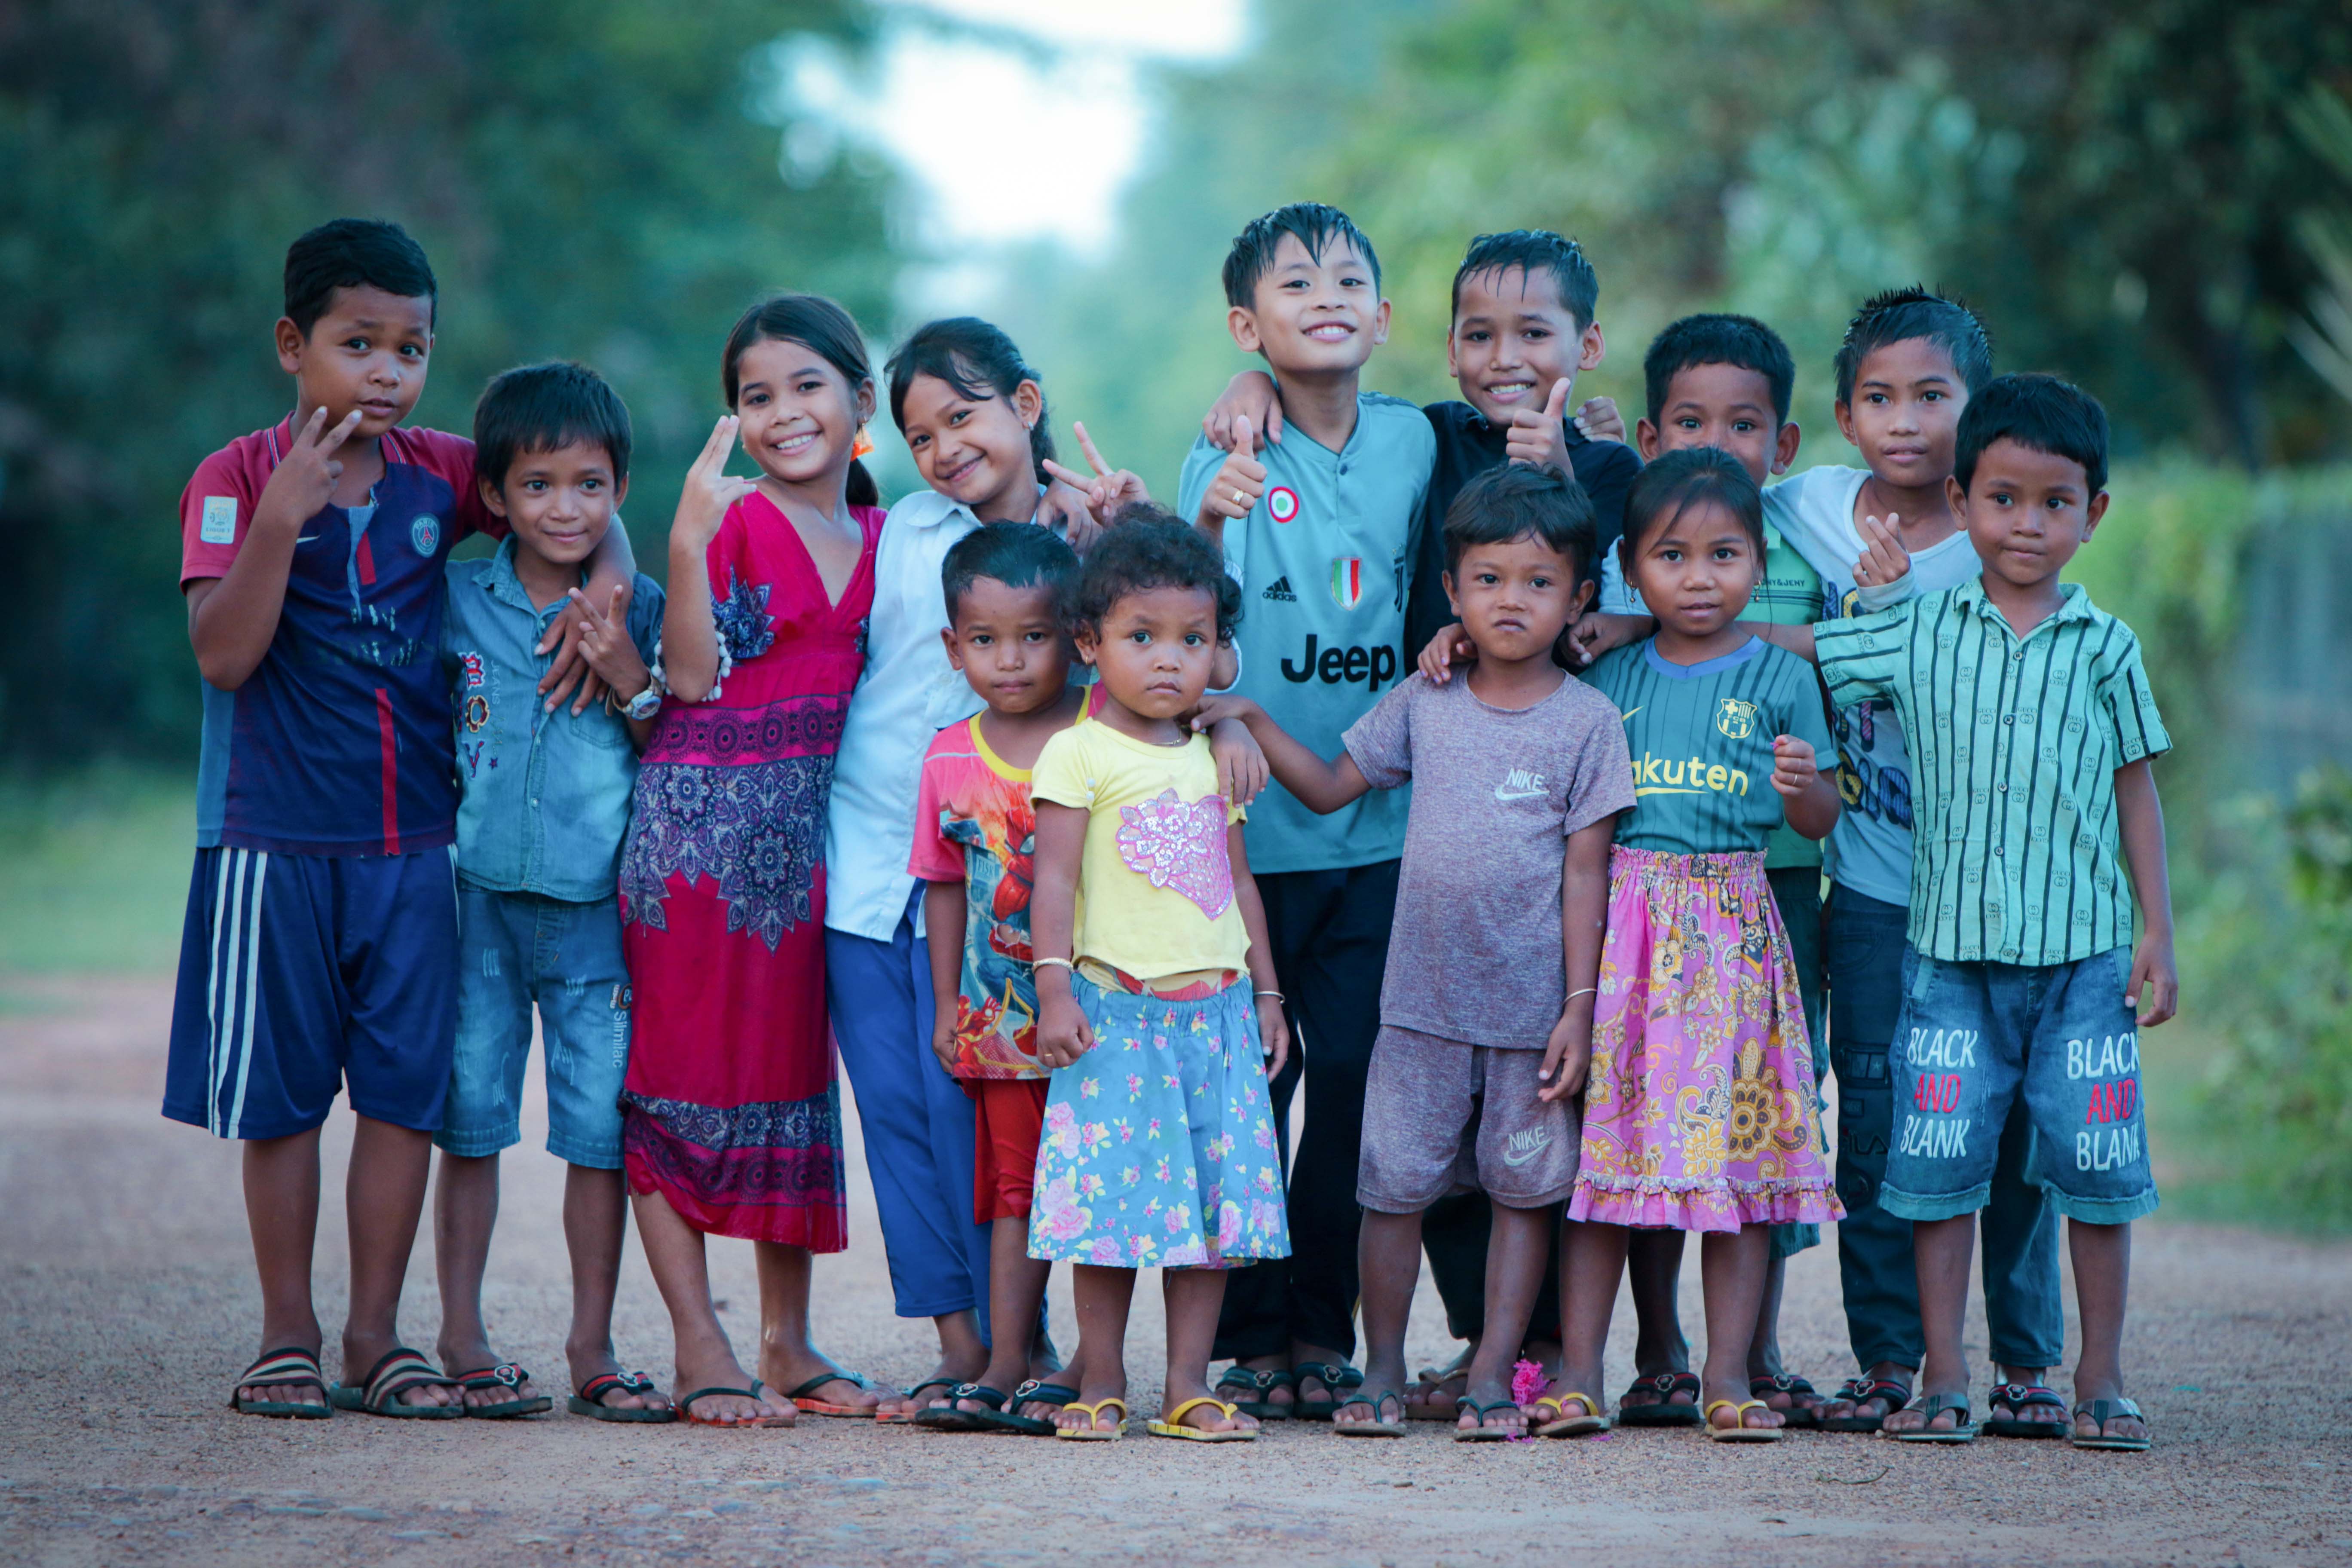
[1819,374,2171,1449]
[616,293,885,1427]
[1198,465,1632,1439]
[168,220,632,1419]
[430,361,671,1421]
[1179,202,1433,1420]
[1565,447,1844,1441]
[906,522,1091,1434]
[1027,511,1292,1442]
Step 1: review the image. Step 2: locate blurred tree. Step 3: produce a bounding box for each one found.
[2287,86,2352,408]
[0,0,899,765]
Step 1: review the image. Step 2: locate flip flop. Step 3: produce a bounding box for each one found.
[1215,1364,1296,1421]
[1405,1369,1470,1421]
[1054,1397,1127,1442]
[1532,1390,1610,1438]
[2070,1397,2152,1452]
[914,1383,1056,1436]
[677,1381,790,1428]
[567,1370,675,1423]
[328,1347,466,1419]
[877,1376,960,1425]
[1148,1396,1257,1442]
[1616,1370,1704,1427]
[1008,1379,1079,1415]
[1983,1382,2069,1439]
[786,1370,878,1417]
[1330,1391,1405,1437]
[1889,1392,1977,1443]
[1821,1376,1912,1433]
[229,1346,333,1419]
[453,1361,553,1418]
[1453,1397,1525,1442]
[1750,1372,1824,1429]
[1705,1398,1785,1442]
[1290,1361,1362,1423]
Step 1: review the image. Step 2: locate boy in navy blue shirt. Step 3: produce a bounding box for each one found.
[166,220,632,1419]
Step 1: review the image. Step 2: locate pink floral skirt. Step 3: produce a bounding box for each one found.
[1568,846,1843,1233]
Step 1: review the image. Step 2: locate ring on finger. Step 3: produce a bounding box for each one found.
[1230,487,1247,506]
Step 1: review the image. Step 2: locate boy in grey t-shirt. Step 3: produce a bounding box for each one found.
[1198,466,1632,1439]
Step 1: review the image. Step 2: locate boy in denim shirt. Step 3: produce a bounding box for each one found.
[432,362,671,1421]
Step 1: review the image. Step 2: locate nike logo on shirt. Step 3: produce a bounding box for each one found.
[1494,767,1548,802]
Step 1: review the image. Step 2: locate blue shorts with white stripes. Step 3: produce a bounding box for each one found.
[163,846,459,1140]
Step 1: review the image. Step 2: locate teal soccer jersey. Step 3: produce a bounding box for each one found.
[1585,637,1837,857]
[1179,392,1434,875]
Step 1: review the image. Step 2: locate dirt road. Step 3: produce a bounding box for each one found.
[2,974,2347,1567]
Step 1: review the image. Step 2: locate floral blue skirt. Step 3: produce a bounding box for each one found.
[1026,973,1290,1270]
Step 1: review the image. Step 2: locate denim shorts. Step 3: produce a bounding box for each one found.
[438,883,632,1169]
[1880,944,2156,1225]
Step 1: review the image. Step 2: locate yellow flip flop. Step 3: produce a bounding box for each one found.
[1705,1397,1784,1442]
[1533,1390,1611,1438]
[1148,1396,1258,1442]
[1054,1397,1128,1441]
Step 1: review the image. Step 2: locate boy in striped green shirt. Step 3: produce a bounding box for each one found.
[1815,374,2174,1451]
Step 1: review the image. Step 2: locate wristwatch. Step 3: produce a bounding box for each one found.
[622,681,663,722]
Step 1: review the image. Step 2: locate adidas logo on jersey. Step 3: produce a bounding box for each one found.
[1262,576,1297,602]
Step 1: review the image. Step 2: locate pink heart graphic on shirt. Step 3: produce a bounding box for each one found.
[1114,788,1233,919]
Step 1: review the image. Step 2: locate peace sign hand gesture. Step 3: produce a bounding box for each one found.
[672,416,758,550]
[565,582,650,706]
[1040,421,1151,525]
[256,406,365,537]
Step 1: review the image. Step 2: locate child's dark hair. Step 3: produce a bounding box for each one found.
[886,317,1057,484]
[722,292,878,508]
[1618,447,1766,579]
[1071,505,1242,646]
[1952,373,2110,496]
[1450,230,1598,333]
[284,219,437,338]
[1644,313,1795,426]
[472,362,633,490]
[1222,202,1380,309]
[1833,285,1993,406]
[1443,464,1598,586]
[940,521,1078,624]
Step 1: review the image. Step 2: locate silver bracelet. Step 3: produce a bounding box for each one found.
[1255,989,1285,1002]
[1565,986,1598,1002]
[1033,957,1075,972]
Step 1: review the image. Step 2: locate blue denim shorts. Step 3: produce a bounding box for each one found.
[1880,944,2156,1226]
[438,883,632,1169]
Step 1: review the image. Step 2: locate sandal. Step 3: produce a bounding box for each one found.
[1454,1397,1526,1442]
[229,1347,332,1419]
[1821,1376,1911,1433]
[876,1376,960,1425]
[1054,1397,1127,1442]
[1532,1390,1610,1438]
[327,1347,466,1419]
[2070,1396,2152,1452]
[785,1369,878,1418]
[677,1380,790,1428]
[1290,1360,1362,1422]
[567,1370,674,1423]
[1215,1364,1296,1421]
[1704,1397,1784,1443]
[1750,1372,1825,1429]
[1983,1382,2069,1439]
[914,1383,1055,1436]
[454,1361,552,1418]
[1330,1390,1406,1438]
[1889,1392,1977,1443]
[1615,1370,1703,1427]
[1405,1366,1470,1421]
[1009,1379,1079,1415]
[1148,1396,1256,1442]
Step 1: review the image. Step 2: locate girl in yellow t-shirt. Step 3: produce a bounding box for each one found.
[1026,510,1291,1444]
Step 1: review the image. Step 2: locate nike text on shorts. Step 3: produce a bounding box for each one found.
[1357,1024,1580,1212]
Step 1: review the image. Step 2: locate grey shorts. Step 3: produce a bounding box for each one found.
[1358,1026,1580,1213]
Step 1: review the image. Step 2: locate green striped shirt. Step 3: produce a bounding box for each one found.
[1815,579,2169,966]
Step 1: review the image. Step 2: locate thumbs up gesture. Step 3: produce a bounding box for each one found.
[1195,414,1267,532]
[1505,378,1574,477]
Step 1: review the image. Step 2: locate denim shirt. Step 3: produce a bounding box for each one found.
[442,539,664,902]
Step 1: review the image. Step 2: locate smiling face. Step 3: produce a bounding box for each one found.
[1836,336,1965,491]
[1627,499,1762,640]
[943,576,1072,717]
[1637,362,1799,486]
[899,368,1043,521]
[1443,533,1592,666]
[481,440,626,579]
[1447,265,1603,426]
[732,337,874,488]
[1229,233,1390,379]
[1953,436,2108,593]
[1077,585,1222,724]
[276,284,435,440]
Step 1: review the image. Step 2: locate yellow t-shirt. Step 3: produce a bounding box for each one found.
[1029,721,1250,980]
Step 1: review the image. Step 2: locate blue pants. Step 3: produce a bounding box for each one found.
[825,887,993,1326]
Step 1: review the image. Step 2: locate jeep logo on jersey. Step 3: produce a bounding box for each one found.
[1716,698,1758,740]
[1329,557,1363,610]
[1280,634,1397,690]
[410,514,440,556]
[1266,486,1299,523]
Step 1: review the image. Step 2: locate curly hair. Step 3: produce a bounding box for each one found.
[1071,504,1242,646]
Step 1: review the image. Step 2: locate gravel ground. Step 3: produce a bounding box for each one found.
[2,974,2347,1568]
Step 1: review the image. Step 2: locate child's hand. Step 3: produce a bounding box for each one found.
[1041,422,1150,539]
[672,416,758,550]
[1538,1010,1592,1102]
[1565,610,1647,670]
[1196,417,1267,528]
[1035,480,1104,556]
[1189,692,1259,731]
[1769,734,1818,797]
[537,599,613,716]
[1204,716,1269,806]
[930,1015,960,1075]
[566,583,651,707]
[2126,931,2178,1027]
[1418,622,1477,685]
[1505,379,1574,475]
[257,406,365,533]
[1033,989,1095,1070]
[1574,395,1626,444]
[1204,371,1283,449]
[1256,993,1290,1080]
[1854,511,1909,591]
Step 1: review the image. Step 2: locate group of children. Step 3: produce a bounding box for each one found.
[170,204,2171,1452]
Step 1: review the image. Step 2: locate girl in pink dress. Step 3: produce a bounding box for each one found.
[618,294,886,1427]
